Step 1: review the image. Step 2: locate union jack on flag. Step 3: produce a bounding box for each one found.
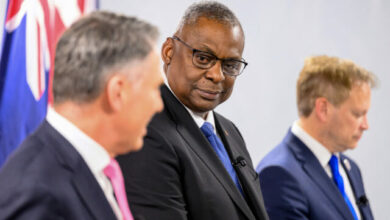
[0,0,98,167]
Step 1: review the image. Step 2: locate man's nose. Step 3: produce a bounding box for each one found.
[361,115,369,130]
[205,60,225,83]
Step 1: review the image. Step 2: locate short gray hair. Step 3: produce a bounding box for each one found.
[53,11,159,104]
[177,1,243,33]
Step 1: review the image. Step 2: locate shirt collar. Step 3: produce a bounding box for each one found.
[184,104,216,132]
[46,107,111,175]
[291,120,334,168]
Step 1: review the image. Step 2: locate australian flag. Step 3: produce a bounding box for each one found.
[0,0,98,167]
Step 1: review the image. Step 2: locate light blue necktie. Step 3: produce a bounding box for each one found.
[201,122,244,196]
[329,155,358,220]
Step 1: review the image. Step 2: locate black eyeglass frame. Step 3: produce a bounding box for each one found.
[171,36,248,76]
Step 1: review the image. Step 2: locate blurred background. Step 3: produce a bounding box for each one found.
[1,0,389,219]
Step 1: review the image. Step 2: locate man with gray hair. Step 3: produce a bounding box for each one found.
[117,2,269,220]
[257,55,375,220]
[0,11,163,220]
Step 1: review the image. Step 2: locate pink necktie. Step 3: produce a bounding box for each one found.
[104,158,134,220]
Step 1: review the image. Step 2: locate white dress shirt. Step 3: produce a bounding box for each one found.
[46,108,123,220]
[184,105,216,132]
[291,120,361,219]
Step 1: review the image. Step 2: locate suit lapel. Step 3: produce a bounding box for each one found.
[340,154,373,219]
[286,130,354,220]
[340,154,360,200]
[340,154,362,200]
[161,86,254,220]
[43,121,117,220]
[215,113,268,220]
[71,165,117,220]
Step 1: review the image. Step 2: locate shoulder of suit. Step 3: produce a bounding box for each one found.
[1,133,67,188]
[213,111,229,122]
[258,142,297,170]
[213,111,238,129]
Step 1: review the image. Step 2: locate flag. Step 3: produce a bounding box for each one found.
[0,0,98,167]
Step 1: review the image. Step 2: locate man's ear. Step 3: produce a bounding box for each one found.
[105,74,126,112]
[161,37,174,65]
[314,97,330,122]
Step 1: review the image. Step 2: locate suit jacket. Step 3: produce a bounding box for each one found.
[117,85,269,220]
[0,121,117,220]
[256,129,374,220]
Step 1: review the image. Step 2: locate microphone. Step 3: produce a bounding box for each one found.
[232,156,247,167]
[356,195,369,206]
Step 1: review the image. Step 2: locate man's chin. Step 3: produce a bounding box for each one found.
[345,142,359,151]
[350,144,359,149]
[116,140,144,156]
[131,140,144,152]
[191,101,220,113]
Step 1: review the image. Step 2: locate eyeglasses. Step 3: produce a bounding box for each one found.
[171,36,248,76]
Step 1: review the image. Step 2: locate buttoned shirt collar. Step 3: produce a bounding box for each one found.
[291,120,333,169]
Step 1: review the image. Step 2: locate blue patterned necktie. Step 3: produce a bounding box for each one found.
[201,122,244,196]
[329,155,358,220]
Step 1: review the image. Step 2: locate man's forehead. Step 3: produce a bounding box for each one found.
[340,83,371,106]
[180,17,241,35]
[175,17,244,58]
[181,22,243,45]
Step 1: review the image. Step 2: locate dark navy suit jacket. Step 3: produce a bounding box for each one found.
[117,85,269,220]
[0,121,117,219]
[256,129,374,220]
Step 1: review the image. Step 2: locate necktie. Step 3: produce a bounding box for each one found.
[201,122,244,196]
[329,155,358,220]
[104,158,134,220]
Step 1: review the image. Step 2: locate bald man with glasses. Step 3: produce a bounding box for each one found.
[117,2,268,220]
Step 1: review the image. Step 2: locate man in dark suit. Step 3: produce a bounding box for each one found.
[117,2,269,220]
[257,55,376,220]
[0,11,163,219]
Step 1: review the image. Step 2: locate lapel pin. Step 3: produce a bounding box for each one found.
[343,158,351,171]
[224,129,229,136]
